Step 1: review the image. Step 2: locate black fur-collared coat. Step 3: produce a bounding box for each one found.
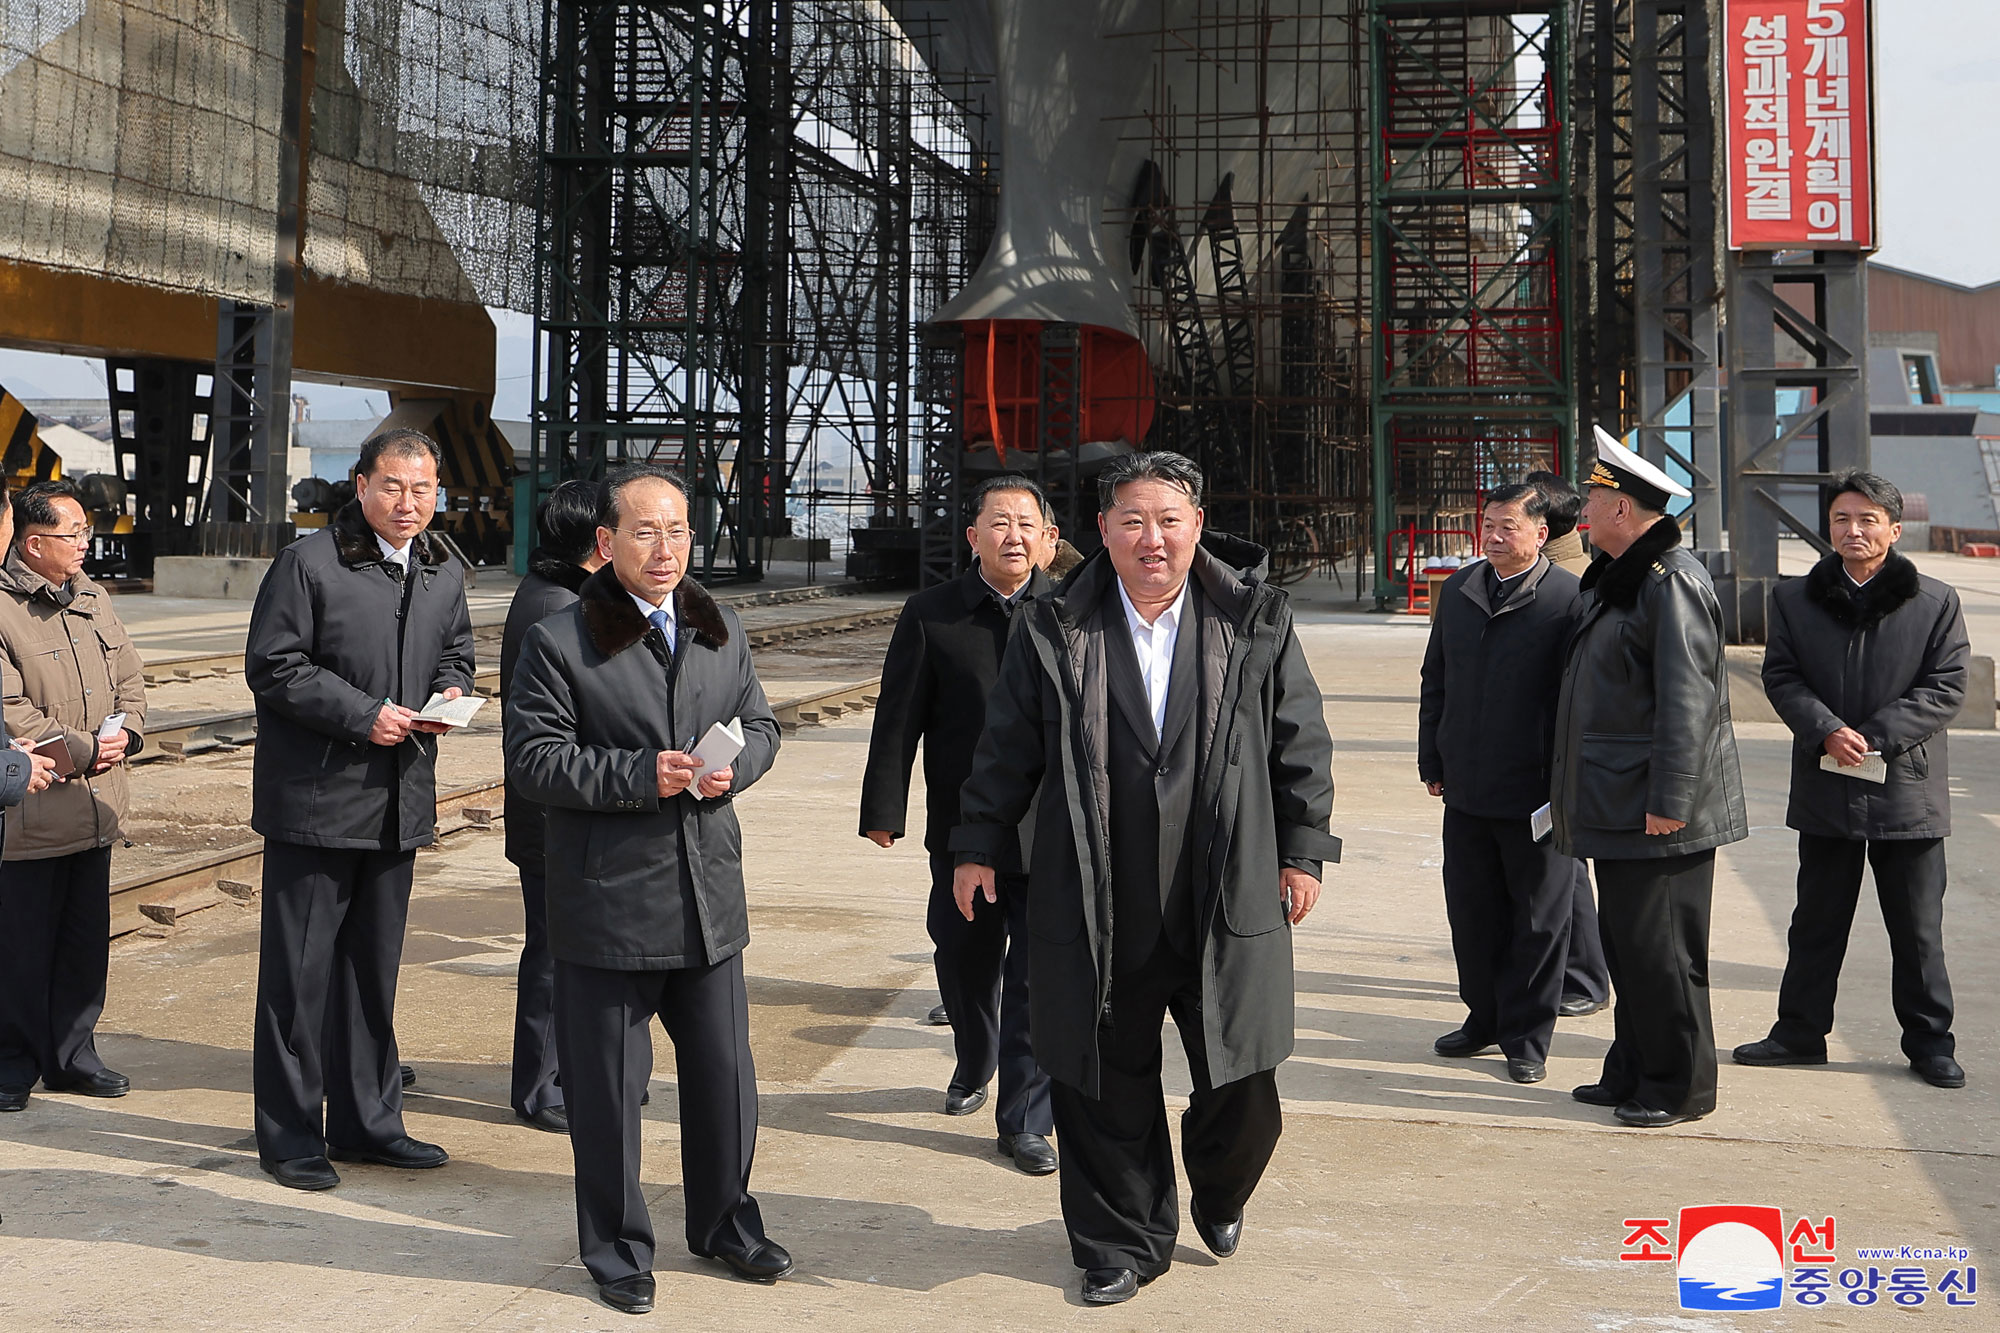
[1763,550,1970,840]
[245,502,475,851]
[504,566,781,970]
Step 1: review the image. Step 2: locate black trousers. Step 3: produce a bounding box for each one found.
[1048,942,1281,1277]
[1562,859,1611,1003]
[926,852,1052,1135]
[1595,850,1718,1117]
[511,868,563,1116]
[253,841,417,1162]
[1440,809,1572,1061]
[0,847,113,1089]
[554,952,766,1286]
[1770,834,1954,1061]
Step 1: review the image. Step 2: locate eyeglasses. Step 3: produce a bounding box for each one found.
[28,528,91,546]
[615,526,693,549]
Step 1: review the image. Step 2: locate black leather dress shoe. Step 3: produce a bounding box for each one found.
[0,1085,30,1112]
[1433,1028,1495,1058]
[1081,1268,1153,1304]
[44,1068,129,1098]
[329,1136,449,1169]
[927,1004,951,1027]
[598,1274,655,1314]
[945,1084,989,1116]
[998,1132,1059,1175]
[1570,1082,1627,1107]
[1190,1198,1242,1258]
[1614,1101,1707,1128]
[702,1239,794,1282]
[1912,1055,1966,1088]
[400,1064,416,1089]
[1506,1057,1547,1084]
[1558,994,1608,1018]
[1732,1038,1826,1066]
[261,1155,341,1191]
[519,1105,570,1134]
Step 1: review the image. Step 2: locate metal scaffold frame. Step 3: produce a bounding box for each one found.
[1368,0,1575,610]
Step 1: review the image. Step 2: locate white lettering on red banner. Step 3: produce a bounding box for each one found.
[1724,0,1874,250]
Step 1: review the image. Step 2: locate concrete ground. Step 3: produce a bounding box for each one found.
[2,561,1997,1330]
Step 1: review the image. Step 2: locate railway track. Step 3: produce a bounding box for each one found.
[107,676,884,938]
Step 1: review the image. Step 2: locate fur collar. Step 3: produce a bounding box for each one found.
[528,550,593,592]
[1580,515,1682,609]
[331,501,447,569]
[1803,549,1921,630]
[578,564,730,658]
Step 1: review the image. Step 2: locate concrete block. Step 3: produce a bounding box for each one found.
[152,556,271,601]
[1725,645,1994,730]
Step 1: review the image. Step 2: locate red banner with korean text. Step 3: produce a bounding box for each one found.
[1724,0,1875,250]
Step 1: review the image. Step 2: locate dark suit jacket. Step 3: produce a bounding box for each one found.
[500,553,592,868]
[859,566,1051,864]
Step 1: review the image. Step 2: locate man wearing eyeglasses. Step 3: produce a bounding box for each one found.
[0,479,148,1113]
[507,462,789,1314]
[245,429,475,1191]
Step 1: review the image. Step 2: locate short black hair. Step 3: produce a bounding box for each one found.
[1484,482,1549,521]
[11,478,84,545]
[1828,470,1903,524]
[969,474,1053,524]
[1097,450,1203,513]
[600,461,691,528]
[536,479,602,563]
[1523,469,1582,538]
[357,427,442,476]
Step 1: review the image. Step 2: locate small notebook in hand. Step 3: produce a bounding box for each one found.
[30,732,77,779]
[690,718,745,779]
[416,692,488,729]
[1819,751,1887,784]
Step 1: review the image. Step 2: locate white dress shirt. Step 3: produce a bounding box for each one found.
[1116,579,1188,736]
[631,588,678,653]
[375,532,412,570]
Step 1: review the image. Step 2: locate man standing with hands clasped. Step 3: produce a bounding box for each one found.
[246,428,475,1191]
[859,474,1057,1173]
[1733,472,1969,1089]
[952,450,1339,1306]
[507,463,790,1315]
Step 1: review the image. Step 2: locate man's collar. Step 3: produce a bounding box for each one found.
[628,585,676,618]
[1116,577,1188,634]
[375,531,412,562]
[977,568,1032,605]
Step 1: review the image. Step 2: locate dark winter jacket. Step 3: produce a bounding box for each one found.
[858,565,1052,863]
[1418,555,1584,819]
[500,552,593,868]
[1763,550,1969,840]
[505,566,781,971]
[1551,517,1749,860]
[245,503,476,851]
[950,533,1341,1096]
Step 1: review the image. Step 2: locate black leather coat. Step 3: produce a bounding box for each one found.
[1551,517,1748,860]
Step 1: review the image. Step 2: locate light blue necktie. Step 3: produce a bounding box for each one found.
[649,608,674,653]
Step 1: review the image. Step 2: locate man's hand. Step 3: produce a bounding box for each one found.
[23,747,57,794]
[1281,867,1321,925]
[91,729,130,773]
[864,830,898,848]
[409,685,464,735]
[953,862,997,921]
[695,765,733,799]
[369,702,419,746]
[1824,725,1871,767]
[1425,781,1444,798]
[657,750,699,797]
[1645,813,1688,836]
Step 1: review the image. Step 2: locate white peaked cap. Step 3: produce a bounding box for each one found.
[1588,424,1692,500]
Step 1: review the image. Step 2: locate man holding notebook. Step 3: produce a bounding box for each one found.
[245,428,475,1191]
[1734,471,1970,1090]
[506,462,789,1315]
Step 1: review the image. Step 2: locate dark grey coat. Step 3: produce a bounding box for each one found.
[500,553,593,868]
[245,504,476,851]
[1763,551,1969,840]
[1551,517,1749,860]
[505,566,781,971]
[1418,555,1584,819]
[951,533,1341,1097]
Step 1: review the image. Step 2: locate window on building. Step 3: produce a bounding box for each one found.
[1902,353,1943,405]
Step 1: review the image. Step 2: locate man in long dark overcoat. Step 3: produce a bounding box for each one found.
[953,451,1339,1306]
[1733,471,1970,1089]
[507,463,791,1315]
[498,479,605,1132]
[247,429,475,1190]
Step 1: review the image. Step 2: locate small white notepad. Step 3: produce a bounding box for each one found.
[1531,803,1553,842]
[1819,751,1887,784]
[691,717,745,778]
[416,692,488,729]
